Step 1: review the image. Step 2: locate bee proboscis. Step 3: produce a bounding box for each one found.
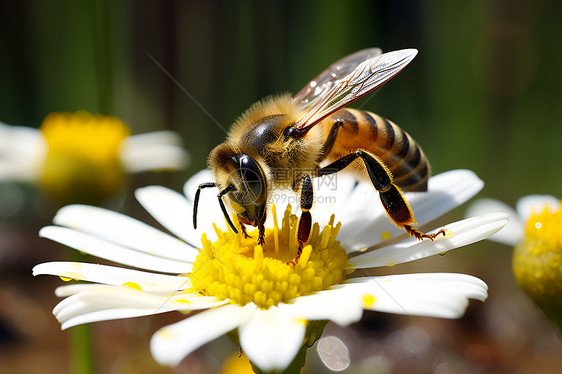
[194,48,445,253]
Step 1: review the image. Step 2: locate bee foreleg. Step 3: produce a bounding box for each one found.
[239,221,251,238]
[319,150,443,241]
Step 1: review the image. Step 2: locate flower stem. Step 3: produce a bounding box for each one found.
[69,324,96,374]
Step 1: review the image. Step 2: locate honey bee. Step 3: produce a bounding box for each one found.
[194,48,445,250]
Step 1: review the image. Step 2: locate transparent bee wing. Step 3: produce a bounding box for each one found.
[293,48,383,110]
[291,49,418,134]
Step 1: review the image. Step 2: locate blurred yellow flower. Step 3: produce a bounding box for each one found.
[39,111,131,203]
[0,111,189,204]
[467,195,562,332]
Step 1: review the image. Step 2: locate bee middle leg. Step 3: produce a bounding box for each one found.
[318,150,445,241]
[291,174,313,259]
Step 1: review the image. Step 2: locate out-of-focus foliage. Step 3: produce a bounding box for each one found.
[3,0,562,202]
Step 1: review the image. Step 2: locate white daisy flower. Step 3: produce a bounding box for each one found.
[0,111,189,204]
[467,195,562,332]
[33,169,508,372]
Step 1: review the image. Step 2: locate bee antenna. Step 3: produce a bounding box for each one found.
[193,182,218,229]
[217,184,238,234]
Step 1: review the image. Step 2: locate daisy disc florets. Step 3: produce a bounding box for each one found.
[191,205,351,309]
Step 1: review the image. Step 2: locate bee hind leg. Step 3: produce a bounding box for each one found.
[319,150,442,241]
[378,182,445,240]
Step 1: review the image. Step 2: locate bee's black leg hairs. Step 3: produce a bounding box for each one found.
[318,150,445,240]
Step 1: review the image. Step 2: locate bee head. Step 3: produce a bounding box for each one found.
[228,154,268,227]
[209,144,268,229]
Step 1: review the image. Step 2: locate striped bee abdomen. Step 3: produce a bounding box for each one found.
[320,108,431,192]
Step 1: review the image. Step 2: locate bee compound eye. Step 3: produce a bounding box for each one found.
[237,155,266,204]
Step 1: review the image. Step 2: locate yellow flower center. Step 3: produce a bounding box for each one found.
[39,111,131,204]
[513,201,562,321]
[190,205,352,309]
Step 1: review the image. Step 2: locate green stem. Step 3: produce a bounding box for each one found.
[69,324,96,374]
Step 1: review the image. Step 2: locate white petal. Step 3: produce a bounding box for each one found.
[53,284,221,316]
[0,157,42,182]
[416,169,484,220]
[304,174,360,227]
[322,174,360,217]
[135,186,200,247]
[55,285,225,329]
[341,169,484,252]
[0,122,44,156]
[516,194,560,221]
[125,131,184,148]
[61,308,170,330]
[121,145,189,173]
[120,131,190,172]
[53,284,219,303]
[349,213,509,268]
[54,284,220,311]
[0,122,46,182]
[332,181,385,241]
[55,290,172,325]
[346,273,488,300]
[39,226,192,274]
[279,288,365,326]
[345,273,487,318]
[151,304,255,367]
[466,198,523,245]
[55,284,101,297]
[239,306,307,372]
[33,261,191,293]
[52,204,197,262]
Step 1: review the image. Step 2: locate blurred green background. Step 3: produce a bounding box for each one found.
[3,0,562,198]
[1,0,561,373]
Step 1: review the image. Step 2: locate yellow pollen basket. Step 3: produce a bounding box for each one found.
[190,205,352,309]
[513,201,562,318]
[39,111,131,204]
